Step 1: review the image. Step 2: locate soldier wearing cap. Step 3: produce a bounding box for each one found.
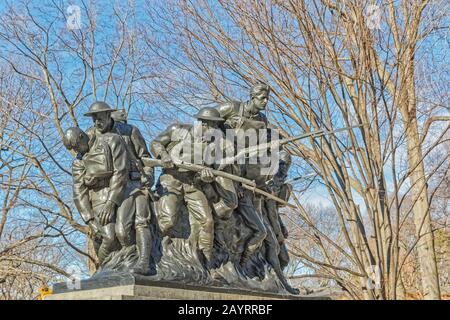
[111,109,128,123]
[151,107,237,267]
[63,126,127,264]
[85,101,155,275]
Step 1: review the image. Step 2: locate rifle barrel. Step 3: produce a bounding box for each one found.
[143,158,296,207]
[219,125,362,165]
[141,158,257,187]
[241,184,297,209]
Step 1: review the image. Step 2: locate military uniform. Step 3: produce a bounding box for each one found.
[72,155,104,257]
[111,121,154,245]
[84,101,155,275]
[217,98,299,293]
[219,100,268,132]
[152,106,238,263]
[151,123,215,261]
[86,116,154,241]
[262,150,292,269]
[72,156,94,224]
[217,100,269,261]
[72,131,129,263]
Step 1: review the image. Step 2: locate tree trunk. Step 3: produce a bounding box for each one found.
[404,117,441,299]
[87,238,98,275]
[400,47,441,298]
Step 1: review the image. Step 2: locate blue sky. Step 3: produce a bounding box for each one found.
[0,0,448,283]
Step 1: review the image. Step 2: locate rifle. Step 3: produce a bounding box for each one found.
[141,158,296,208]
[241,183,297,209]
[141,158,257,187]
[285,173,317,183]
[219,125,362,166]
[141,125,361,208]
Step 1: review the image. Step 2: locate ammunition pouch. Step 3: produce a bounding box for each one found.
[213,199,234,220]
[85,176,110,190]
[83,139,113,179]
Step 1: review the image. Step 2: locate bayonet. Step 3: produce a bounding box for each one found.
[219,125,363,166]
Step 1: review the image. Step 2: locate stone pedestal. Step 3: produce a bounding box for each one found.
[46,273,330,300]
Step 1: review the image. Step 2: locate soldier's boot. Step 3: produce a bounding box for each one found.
[196,213,214,269]
[275,267,299,295]
[239,219,267,266]
[239,240,263,266]
[239,249,252,266]
[278,243,290,270]
[97,241,119,265]
[214,223,227,250]
[266,245,299,295]
[97,244,110,265]
[195,244,214,270]
[131,227,154,276]
[97,225,119,265]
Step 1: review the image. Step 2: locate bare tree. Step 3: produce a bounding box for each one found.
[141,0,449,299]
[0,0,447,300]
[0,0,161,298]
[0,67,74,299]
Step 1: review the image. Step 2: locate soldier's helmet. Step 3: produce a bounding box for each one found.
[111,109,128,122]
[63,127,89,153]
[84,101,114,116]
[279,150,292,165]
[194,107,224,122]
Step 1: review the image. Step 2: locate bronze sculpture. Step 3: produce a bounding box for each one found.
[264,150,293,270]
[63,125,127,265]
[150,108,237,268]
[217,83,271,266]
[84,101,155,275]
[64,91,301,294]
[216,83,299,294]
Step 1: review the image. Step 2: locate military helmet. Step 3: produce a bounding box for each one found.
[194,107,224,121]
[84,101,113,116]
[63,127,89,151]
[279,150,292,164]
[111,109,128,122]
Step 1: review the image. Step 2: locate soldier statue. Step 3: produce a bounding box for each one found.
[217,82,271,264]
[263,150,293,270]
[63,126,128,265]
[85,102,155,275]
[217,82,299,294]
[150,107,237,268]
[62,94,302,295]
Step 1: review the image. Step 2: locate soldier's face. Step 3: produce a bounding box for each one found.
[77,133,89,154]
[251,90,269,111]
[201,120,218,131]
[92,112,111,133]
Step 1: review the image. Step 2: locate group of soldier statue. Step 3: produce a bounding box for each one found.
[63,82,299,294]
